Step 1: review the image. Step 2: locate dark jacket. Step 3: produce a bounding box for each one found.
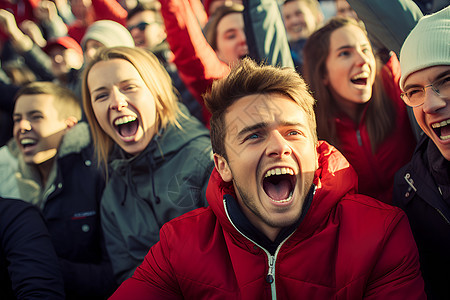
[110,141,426,299]
[15,123,115,299]
[0,197,65,299]
[101,106,214,284]
[393,135,450,300]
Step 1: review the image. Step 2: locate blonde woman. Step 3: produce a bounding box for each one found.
[82,46,214,285]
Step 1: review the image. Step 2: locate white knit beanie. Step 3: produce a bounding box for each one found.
[81,20,135,51]
[399,5,450,90]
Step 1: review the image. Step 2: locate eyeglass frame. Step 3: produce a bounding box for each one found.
[400,74,450,107]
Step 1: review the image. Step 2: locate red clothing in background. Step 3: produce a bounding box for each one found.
[334,53,416,204]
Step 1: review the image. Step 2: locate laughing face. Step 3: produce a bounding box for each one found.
[87,58,157,156]
[127,10,165,49]
[281,0,318,41]
[324,24,376,117]
[13,94,69,166]
[215,94,318,241]
[405,66,450,160]
[215,12,248,65]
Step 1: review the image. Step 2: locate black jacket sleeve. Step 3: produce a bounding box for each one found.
[0,197,65,299]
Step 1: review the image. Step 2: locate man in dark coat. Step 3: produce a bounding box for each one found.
[393,5,450,300]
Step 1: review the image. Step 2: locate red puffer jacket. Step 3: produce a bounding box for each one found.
[110,141,425,299]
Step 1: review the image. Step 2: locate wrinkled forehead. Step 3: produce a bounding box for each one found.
[224,94,310,135]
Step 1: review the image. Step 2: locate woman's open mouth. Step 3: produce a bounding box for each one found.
[114,116,139,141]
[350,72,369,86]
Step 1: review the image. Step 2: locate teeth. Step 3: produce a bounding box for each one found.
[441,135,450,140]
[20,138,36,146]
[273,193,293,203]
[265,167,294,178]
[114,116,136,126]
[351,72,369,80]
[431,119,450,128]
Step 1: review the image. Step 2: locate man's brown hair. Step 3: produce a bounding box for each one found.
[14,81,82,121]
[203,57,317,159]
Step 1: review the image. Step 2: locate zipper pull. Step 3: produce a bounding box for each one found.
[404,173,417,192]
[266,255,275,284]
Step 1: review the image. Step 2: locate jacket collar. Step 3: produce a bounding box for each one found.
[15,122,91,207]
[224,186,314,255]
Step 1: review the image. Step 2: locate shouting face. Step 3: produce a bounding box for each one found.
[215,93,317,240]
[88,58,158,156]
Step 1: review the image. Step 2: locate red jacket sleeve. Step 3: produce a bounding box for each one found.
[363,210,426,299]
[159,0,230,125]
[92,0,127,26]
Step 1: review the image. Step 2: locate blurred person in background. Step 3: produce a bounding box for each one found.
[127,1,203,122]
[81,19,134,64]
[303,17,417,204]
[280,0,323,72]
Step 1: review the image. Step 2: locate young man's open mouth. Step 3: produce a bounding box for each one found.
[262,167,297,204]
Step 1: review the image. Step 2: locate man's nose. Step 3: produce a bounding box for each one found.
[422,86,447,114]
[265,131,292,158]
[18,119,32,132]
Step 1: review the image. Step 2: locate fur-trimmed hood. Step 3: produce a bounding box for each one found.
[16,122,91,208]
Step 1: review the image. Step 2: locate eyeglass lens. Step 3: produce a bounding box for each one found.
[403,75,450,107]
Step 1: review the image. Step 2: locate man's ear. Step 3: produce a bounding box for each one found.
[214,154,233,182]
[64,116,78,129]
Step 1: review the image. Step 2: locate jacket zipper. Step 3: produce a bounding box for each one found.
[356,129,362,146]
[223,199,293,300]
[435,207,450,225]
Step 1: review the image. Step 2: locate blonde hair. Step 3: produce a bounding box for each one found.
[82,46,180,170]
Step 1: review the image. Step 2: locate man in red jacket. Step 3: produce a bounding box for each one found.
[110,58,426,299]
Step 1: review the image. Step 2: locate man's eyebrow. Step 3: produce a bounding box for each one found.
[436,69,450,79]
[404,69,450,91]
[236,121,306,138]
[236,122,268,138]
[279,120,305,128]
[13,110,42,117]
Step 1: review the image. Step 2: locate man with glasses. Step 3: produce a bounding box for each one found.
[393,5,450,300]
[126,1,166,49]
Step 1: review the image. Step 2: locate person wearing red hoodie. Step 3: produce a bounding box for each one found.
[109,58,426,299]
[159,0,293,126]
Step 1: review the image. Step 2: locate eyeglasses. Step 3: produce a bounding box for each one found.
[401,75,450,107]
[127,22,152,32]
